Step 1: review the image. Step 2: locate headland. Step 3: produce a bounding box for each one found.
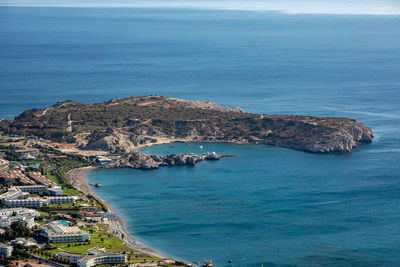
[0,95,373,155]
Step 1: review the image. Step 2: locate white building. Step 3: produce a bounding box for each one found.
[1,187,76,207]
[78,247,126,267]
[48,196,77,204]
[10,237,36,247]
[0,217,10,228]
[4,197,49,208]
[0,208,39,228]
[15,185,63,196]
[23,216,35,228]
[95,156,113,165]
[48,186,63,196]
[15,185,48,193]
[0,242,13,257]
[0,216,35,229]
[101,212,119,221]
[0,187,28,204]
[56,251,85,263]
[41,221,90,243]
[56,247,126,267]
[0,208,40,217]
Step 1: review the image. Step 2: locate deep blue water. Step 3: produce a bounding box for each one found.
[1,6,400,266]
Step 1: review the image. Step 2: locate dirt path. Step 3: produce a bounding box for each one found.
[41,108,48,116]
[67,113,73,132]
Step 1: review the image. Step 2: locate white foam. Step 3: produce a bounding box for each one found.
[1,0,400,15]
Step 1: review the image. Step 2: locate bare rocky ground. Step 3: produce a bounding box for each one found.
[102,151,234,169]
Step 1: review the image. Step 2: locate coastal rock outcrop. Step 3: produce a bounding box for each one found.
[102,151,231,169]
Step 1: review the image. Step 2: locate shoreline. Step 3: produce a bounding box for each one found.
[66,166,175,261]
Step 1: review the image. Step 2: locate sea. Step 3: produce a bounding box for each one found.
[1,2,400,266]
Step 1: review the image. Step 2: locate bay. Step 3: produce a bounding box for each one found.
[1,6,400,266]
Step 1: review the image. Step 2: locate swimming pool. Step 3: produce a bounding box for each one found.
[58,220,68,226]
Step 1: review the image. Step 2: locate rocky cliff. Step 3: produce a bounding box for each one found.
[102,151,231,169]
[0,95,373,153]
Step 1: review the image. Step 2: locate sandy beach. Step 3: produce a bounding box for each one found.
[66,166,173,261]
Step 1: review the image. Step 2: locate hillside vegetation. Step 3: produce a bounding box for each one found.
[0,95,373,153]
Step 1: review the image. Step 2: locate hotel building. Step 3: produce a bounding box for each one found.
[41,221,90,243]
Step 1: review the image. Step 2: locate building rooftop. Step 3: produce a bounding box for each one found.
[79,247,126,262]
[27,171,57,186]
[0,187,28,201]
[42,221,89,237]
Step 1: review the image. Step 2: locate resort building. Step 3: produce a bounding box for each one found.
[0,215,35,229]
[15,185,63,196]
[95,156,113,166]
[56,251,85,263]
[101,212,119,221]
[14,185,48,193]
[10,237,37,247]
[4,197,47,208]
[0,169,36,185]
[0,208,40,217]
[56,247,126,267]
[1,187,76,207]
[0,187,29,204]
[48,196,77,204]
[48,186,63,196]
[0,242,13,257]
[41,221,90,243]
[27,171,57,186]
[0,208,39,228]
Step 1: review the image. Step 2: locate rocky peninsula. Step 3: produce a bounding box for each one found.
[101,151,233,169]
[0,95,373,154]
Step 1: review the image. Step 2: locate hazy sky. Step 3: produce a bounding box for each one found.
[0,0,400,15]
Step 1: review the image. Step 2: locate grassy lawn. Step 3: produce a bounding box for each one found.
[45,248,60,254]
[47,203,77,209]
[54,224,126,254]
[39,211,50,217]
[45,170,60,184]
[63,188,81,196]
[47,200,86,209]
[97,223,108,231]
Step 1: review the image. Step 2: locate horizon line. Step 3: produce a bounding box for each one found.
[1,0,400,16]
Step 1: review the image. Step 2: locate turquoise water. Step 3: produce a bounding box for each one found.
[57,220,69,226]
[1,5,400,266]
